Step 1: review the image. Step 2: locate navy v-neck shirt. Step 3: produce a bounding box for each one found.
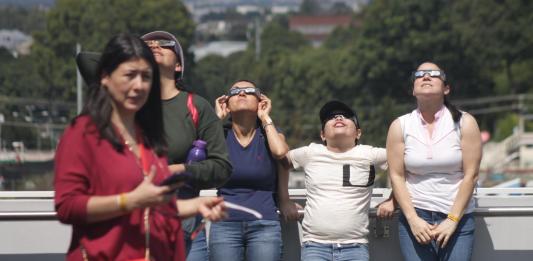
[217,127,278,221]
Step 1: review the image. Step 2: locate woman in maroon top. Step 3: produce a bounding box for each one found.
[54,34,225,261]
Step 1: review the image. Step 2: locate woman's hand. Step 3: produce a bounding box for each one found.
[408,216,436,244]
[168,163,185,174]
[215,95,229,120]
[257,94,272,121]
[196,197,227,222]
[376,198,395,219]
[126,166,174,211]
[432,218,459,248]
[279,200,303,222]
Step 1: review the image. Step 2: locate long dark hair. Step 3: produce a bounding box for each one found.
[81,33,166,156]
[444,96,461,123]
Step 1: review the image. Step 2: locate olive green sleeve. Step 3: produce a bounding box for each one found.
[184,95,232,189]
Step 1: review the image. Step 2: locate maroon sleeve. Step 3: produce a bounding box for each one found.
[54,119,92,225]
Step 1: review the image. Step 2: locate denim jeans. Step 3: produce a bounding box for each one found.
[301,241,369,261]
[398,208,475,261]
[183,215,208,261]
[209,220,282,261]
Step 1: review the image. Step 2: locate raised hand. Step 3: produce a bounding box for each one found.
[257,94,272,121]
[215,95,229,120]
[376,198,395,219]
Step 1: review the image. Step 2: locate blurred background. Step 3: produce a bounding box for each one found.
[0,0,532,191]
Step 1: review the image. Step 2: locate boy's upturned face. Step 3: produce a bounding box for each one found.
[320,114,361,146]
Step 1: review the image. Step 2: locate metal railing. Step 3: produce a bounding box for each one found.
[1,188,533,220]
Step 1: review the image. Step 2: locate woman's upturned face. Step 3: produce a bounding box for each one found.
[412,62,450,99]
[226,81,260,113]
[101,58,153,115]
[145,39,181,73]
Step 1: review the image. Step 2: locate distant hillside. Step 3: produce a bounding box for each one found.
[0,0,54,8]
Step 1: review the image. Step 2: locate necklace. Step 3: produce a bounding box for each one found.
[233,128,256,148]
[121,128,140,158]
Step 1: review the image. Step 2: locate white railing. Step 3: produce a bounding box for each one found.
[1,188,533,260]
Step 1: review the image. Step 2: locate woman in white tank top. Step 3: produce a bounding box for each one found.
[386,62,482,261]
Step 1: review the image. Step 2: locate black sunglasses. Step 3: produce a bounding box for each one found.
[324,113,359,128]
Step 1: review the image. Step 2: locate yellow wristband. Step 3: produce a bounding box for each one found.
[117,193,127,212]
[447,213,460,223]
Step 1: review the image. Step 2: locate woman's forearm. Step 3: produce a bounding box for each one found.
[86,194,130,223]
[261,117,289,158]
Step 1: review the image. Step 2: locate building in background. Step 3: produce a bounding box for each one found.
[190,41,247,61]
[289,15,353,46]
[0,30,33,57]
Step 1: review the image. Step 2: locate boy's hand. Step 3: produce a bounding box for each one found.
[376,198,395,219]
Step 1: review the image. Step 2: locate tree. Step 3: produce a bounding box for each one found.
[348,0,489,101]
[323,25,359,49]
[191,54,234,104]
[29,0,195,101]
[299,0,322,15]
[0,5,46,33]
[451,0,533,94]
[329,2,353,15]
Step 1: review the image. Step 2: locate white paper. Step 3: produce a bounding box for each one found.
[224,201,263,219]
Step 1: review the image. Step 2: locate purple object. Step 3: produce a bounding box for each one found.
[186,139,207,164]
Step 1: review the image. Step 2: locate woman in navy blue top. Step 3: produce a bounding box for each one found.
[210,80,299,261]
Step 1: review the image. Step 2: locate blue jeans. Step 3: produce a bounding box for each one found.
[398,208,475,261]
[209,220,282,261]
[183,215,208,261]
[301,241,369,261]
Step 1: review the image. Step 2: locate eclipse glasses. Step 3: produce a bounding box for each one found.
[227,87,261,98]
[412,70,446,82]
[144,39,176,48]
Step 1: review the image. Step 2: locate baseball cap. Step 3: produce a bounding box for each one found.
[319,100,360,128]
[141,31,185,79]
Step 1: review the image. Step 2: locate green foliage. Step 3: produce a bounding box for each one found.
[29,0,195,101]
[192,0,533,147]
[0,5,46,32]
[299,0,322,15]
[323,26,359,49]
[191,54,233,103]
[493,114,518,141]
[451,0,533,94]
[3,0,533,149]
[258,16,309,58]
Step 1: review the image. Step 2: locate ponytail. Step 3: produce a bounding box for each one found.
[444,96,461,123]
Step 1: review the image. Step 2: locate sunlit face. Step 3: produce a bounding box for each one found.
[145,39,181,73]
[412,62,450,99]
[320,114,361,145]
[227,81,259,113]
[101,58,153,115]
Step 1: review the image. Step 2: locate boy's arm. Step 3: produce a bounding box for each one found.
[376,193,396,219]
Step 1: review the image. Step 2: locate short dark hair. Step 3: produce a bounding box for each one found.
[80,33,166,156]
[230,79,258,88]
